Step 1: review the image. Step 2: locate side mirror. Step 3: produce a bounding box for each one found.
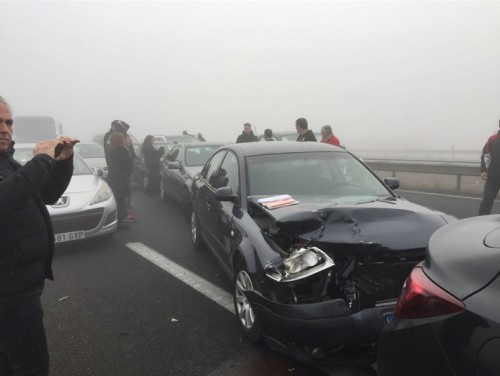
[94,168,104,177]
[215,187,238,202]
[384,177,400,190]
[168,161,181,170]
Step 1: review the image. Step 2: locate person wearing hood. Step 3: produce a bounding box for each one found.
[236,123,258,143]
[295,118,317,142]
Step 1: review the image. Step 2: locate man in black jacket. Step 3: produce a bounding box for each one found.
[0,96,77,375]
[295,118,317,142]
[236,123,258,143]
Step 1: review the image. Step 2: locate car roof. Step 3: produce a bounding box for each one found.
[225,141,345,157]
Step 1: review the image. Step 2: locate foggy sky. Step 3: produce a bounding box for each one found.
[1,1,499,151]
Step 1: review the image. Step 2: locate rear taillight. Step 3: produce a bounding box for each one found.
[394,267,465,319]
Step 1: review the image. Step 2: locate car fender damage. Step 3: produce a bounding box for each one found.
[244,197,448,360]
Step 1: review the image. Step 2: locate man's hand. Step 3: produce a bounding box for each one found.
[33,137,80,160]
[481,172,488,181]
[55,136,79,161]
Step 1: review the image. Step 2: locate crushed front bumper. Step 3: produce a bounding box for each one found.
[245,290,396,364]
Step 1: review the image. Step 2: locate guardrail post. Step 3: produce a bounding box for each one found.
[457,175,461,193]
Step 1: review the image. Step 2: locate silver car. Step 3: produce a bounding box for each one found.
[74,142,108,179]
[13,144,117,243]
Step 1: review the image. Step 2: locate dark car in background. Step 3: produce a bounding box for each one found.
[132,141,173,190]
[160,142,226,215]
[377,215,500,376]
[189,142,455,364]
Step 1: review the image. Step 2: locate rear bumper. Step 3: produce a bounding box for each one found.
[245,290,396,364]
[377,318,455,376]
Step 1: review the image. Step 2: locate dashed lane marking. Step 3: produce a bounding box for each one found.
[126,242,235,313]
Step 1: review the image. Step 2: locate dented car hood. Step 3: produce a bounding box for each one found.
[249,196,451,252]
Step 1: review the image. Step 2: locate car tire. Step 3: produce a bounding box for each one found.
[233,264,262,343]
[182,188,191,220]
[160,181,168,202]
[190,209,202,252]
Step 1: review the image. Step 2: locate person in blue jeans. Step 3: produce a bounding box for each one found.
[0,96,77,376]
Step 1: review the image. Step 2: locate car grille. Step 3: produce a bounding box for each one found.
[51,208,105,233]
[354,261,418,309]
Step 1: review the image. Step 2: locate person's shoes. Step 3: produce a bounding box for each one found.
[122,213,137,223]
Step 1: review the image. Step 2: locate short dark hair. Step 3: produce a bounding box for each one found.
[296,118,308,130]
[243,122,251,128]
[264,129,273,137]
[322,125,333,136]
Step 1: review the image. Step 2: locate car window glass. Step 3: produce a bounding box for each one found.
[74,143,105,158]
[217,152,239,194]
[203,151,226,187]
[185,145,223,167]
[167,146,179,162]
[246,151,390,203]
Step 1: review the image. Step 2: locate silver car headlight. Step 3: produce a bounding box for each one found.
[265,246,334,283]
[90,181,113,205]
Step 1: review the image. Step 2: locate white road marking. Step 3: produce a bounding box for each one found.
[125,242,235,313]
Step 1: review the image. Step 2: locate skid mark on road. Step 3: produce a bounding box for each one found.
[126,242,235,313]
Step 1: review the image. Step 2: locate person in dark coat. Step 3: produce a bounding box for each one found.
[0,96,77,376]
[263,129,275,141]
[295,118,317,142]
[141,135,162,195]
[479,120,500,215]
[107,132,134,224]
[236,123,258,143]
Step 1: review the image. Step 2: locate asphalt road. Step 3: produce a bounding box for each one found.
[42,187,491,376]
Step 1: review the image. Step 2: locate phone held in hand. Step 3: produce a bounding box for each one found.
[54,143,65,158]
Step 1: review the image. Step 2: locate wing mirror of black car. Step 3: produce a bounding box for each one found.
[215,187,238,202]
[168,161,181,170]
[384,177,400,190]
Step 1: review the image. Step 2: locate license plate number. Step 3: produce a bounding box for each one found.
[55,231,85,243]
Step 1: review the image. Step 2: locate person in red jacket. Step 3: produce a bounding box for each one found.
[320,125,341,146]
[479,120,500,215]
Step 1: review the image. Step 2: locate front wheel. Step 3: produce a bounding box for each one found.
[160,180,168,202]
[233,266,262,342]
[190,209,202,252]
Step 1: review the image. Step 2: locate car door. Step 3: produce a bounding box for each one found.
[169,145,186,201]
[210,151,240,268]
[195,150,227,251]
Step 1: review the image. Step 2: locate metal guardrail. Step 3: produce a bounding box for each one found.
[363,158,480,194]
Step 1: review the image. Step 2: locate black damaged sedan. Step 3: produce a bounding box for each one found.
[190,142,455,364]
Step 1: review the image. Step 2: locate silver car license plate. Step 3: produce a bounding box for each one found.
[55,231,85,243]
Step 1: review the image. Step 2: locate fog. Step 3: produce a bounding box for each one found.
[1,1,499,152]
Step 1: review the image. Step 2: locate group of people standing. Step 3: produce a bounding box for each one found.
[235,118,341,146]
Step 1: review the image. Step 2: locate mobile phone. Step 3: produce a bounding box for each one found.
[54,143,65,158]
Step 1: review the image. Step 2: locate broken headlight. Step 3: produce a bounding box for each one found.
[265,246,334,283]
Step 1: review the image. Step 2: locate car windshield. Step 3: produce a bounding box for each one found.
[13,147,94,176]
[185,145,222,166]
[74,143,105,158]
[246,152,391,204]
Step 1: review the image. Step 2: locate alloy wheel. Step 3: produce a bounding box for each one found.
[234,270,255,329]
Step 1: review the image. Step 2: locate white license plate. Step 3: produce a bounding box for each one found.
[55,231,85,243]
